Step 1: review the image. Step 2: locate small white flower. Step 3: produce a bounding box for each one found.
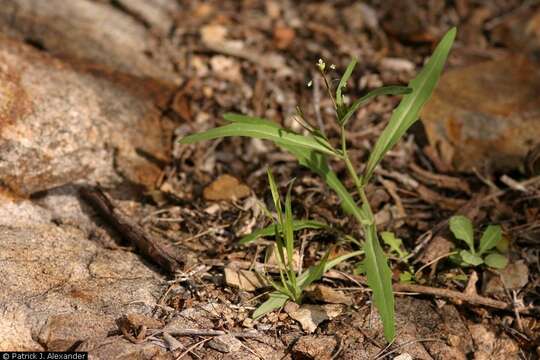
[317,58,326,71]
[330,64,336,70]
[307,80,313,87]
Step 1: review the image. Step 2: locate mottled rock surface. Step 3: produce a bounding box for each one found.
[421,55,540,171]
[0,0,178,82]
[0,35,173,195]
[0,196,164,353]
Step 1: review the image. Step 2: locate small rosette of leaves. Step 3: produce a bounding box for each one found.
[449,215,508,269]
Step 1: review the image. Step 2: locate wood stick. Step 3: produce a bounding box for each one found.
[166,329,260,338]
[393,283,534,314]
[80,186,182,273]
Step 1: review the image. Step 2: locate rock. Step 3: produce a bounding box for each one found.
[78,338,167,360]
[395,298,472,359]
[124,313,164,329]
[0,35,173,195]
[200,24,228,45]
[394,354,413,360]
[291,335,337,360]
[285,303,345,333]
[113,0,180,35]
[420,236,454,265]
[207,334,243,353]
[484,260,529,297]
[224,268,267,292]
[304,284,353,305]
[499,260,529,290]
[0,304,43,351]
[0,196,164,353]
[469,324,519,360]
[0,0,176,82]
[490,9,540,57]
[210,55,243,83]
[203,175,251,201]
[421,55,540,171]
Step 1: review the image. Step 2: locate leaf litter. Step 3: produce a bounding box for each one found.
[90,1,540,358]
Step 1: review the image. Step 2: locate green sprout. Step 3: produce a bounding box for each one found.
[449,215,508,269]
[180,28,457,342]
[252,168,362,318]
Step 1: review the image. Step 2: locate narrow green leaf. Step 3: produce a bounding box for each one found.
[450,215,475,252]
[179,122,336,156]
[340,86,412,126]
[267,168,283,224]
[300,250,330,289]
[264,272,291,298]
[253,292,289,319]
[281,144,365,221]
[284,181,295,268]
[363,27,456,182]
[322,250,364,272]
[363,224,395,342]
[336,58,357,107]
[238,220,327,245]
[478,225,502,255]
[276,145,390,337]
[460,250,484,266]
[253,250,363,319]
[223,113,281,127]
[484,253,508,269]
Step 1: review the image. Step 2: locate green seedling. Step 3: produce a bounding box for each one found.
[252,168,363,318]
[449,215,508,269]
[180,28,456,341]
[381,232,415,283]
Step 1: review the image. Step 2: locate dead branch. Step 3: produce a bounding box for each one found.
[80,186,182,273]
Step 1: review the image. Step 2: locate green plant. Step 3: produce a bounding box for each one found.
[381,232,415,283]
[252,168,363,318]
[449,215,508,269]
[180,28,456,341]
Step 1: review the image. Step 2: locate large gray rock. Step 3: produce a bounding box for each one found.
[0,35,173,195]
[0,195,164,353]
[114,0,180,35]
[0,0,178,82]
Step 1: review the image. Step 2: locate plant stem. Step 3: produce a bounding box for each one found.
[318,69,338,111]
[340,126,364,199]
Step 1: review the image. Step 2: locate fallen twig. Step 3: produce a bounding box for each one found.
[325,270,536,315]
[80,186,182,273]
[164,329,260,339]
[393,283,534,314]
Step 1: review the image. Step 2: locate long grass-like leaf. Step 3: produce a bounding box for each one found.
[336,58,357,107]
[223,113,281,127]
[267,168,283,224]
[340,86,412,126]
[363,28,456,182]
[238,220,327,245]
[364,224,395,341]
[284,182,295,268]
[284,143,395,340]
[301,250,330,289]
[253,292,289,319]
[179,122,336,156]
[253,250,364,319]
